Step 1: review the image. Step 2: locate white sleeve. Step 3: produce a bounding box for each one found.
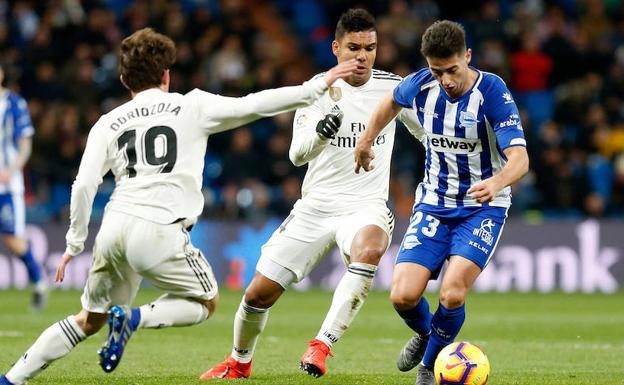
[397,108,426,143]
[64,125,110,256]
[289,103,328,167]
[193,77,328,134]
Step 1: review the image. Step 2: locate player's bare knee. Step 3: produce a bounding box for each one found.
[243,291,264,308]
[439,287,467,309]
[74,310,107,336]
[3,235,27,255]
[243,289,273,309]
[351,246,385,265]
[201,295,218,319]
[390,290,420,310]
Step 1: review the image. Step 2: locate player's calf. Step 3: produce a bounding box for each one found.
[132,294,211,328]
[2,315,87,385]
[393,297,433,372]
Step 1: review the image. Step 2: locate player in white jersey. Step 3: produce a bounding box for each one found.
[0,28,357,385]
[0,65,47,310]
[201,9,423,380]
[355,21,529,385]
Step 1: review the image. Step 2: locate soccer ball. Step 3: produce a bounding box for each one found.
[434,341,490,385]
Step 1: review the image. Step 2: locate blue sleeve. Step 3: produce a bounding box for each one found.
[482,76,526,150]
[10,94,34,139]
[393,69,430,109]
[393,72,417,108]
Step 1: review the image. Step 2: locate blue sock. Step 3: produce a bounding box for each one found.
[395,297,433,335]
[130,307,142,331]
[422,303,466,368]
[19,247,41,284]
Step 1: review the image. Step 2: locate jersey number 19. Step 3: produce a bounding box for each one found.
[118,125,177,177]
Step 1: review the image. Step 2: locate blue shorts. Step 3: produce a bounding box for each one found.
[0,193,25,236]
[396,203,508,279]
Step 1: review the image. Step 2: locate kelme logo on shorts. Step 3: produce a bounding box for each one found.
[428,133,482,154]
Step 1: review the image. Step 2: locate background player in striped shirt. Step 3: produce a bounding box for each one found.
[201,9,424,380]
[0,64,46,310]
[0,28,356,385]
[354,20,529,385]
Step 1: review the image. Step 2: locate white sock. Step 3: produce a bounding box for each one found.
[6,316,86,385]
[231,300,269,364]
[138,294,209,329]
[316,262,377,348]
[35,280,47,294]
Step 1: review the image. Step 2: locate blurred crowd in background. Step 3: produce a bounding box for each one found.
[1,0,624,222]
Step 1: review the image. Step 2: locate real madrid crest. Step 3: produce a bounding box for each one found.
[329,87,342,102]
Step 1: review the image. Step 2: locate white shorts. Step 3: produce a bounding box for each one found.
[81,210,218,313]
[257,200,394,285]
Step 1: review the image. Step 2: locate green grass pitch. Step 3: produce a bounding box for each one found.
[1,289,623,384]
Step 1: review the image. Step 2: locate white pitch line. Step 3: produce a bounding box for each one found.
[0,330,24,337]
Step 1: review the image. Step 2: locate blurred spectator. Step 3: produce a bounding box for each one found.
[0,0,621,221]
[510,30,553,130]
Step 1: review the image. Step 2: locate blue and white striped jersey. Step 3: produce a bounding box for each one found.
[394,67,526,208]
[0,90,34,194]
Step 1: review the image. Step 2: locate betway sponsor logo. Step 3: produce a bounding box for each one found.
[428,133,482,154]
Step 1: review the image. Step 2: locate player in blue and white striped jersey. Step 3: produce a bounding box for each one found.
[355,20,529,385]
[0,65,46,310]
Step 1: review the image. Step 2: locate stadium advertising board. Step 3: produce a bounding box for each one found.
[0,219,621,293]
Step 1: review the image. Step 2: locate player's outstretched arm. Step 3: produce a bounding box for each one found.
[196,60,358,134]
[55,252,73,282]
[467,146,529,203]
[354,91,401,173]
[64,126,109,258]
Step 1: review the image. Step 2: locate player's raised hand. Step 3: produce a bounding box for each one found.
[354,140,375,174]
[316,112,343,140]
[323,59,358,87]
[55,252,74,282]
[467,176,504,203]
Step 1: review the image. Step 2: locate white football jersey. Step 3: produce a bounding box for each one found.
[290,69,424,213]
[65,79,329,256]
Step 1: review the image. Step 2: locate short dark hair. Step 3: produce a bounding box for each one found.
[335,8,376,40]
[119,28,176,92]
[420,20,466,58]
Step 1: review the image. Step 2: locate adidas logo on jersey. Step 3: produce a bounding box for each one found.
[428,133,482,154]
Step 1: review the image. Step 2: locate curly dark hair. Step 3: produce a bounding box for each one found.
[421,20,466,59]
[119,28,176,92]
[335,8,376,40]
